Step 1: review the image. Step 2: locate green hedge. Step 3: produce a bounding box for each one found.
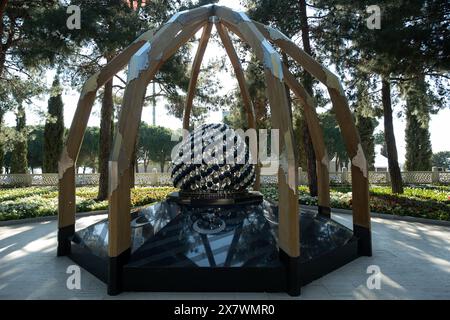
[261,184,450,221]
[0,185,449,222]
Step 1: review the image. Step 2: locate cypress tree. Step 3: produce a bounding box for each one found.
[43,75,64,173]
[404,76,432,171]
[10,103,28,173]
[356,115,376,170]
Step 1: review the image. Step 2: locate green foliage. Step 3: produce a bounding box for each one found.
[224,56,270,130]
[432,151,450,170]
[318,111,348,169]
[42,75,64,173]
[353,75,378,170]
[0,187,56,202]
[261,184,450,221]
[10,104,28,174]
[138,123,177,172]
[27,125,45,171]
[312,0,449,192]
[1,185,449,222]
[402,76,433,171]
[43,76,64,173]
[1,76,45,175]
[78,127,100,172]
[130,187,177,207]
[0,186,176,221]
[356,115,377,170]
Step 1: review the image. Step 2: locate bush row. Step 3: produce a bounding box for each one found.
[0,187,175,221]
[261,184,450,221]
[1,185,449,221]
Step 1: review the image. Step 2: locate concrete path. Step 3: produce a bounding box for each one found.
[0,213,449,300]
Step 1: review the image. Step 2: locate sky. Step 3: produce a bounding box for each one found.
[3,0,449,169]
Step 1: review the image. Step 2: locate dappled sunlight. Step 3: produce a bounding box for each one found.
[393,239,450,274]
[1,209,449,299]
[0,225,34,241]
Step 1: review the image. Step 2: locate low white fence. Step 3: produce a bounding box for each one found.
[0,171,449,187]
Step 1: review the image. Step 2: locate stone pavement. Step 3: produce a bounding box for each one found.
[0,212,449,300]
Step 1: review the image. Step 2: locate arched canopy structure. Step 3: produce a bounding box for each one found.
[57,5,371,296]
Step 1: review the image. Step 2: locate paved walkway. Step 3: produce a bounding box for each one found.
[0,213,449,300]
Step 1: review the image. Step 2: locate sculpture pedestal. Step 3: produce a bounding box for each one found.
[68,198,359,295]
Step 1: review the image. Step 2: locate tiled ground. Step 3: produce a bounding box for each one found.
[0,213,449,299]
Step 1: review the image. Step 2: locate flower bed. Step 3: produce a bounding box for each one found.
[0,185,448,222]
[261,184,450,221]
[0,186,176,221]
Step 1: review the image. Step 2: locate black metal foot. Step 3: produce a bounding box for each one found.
[107,248,131,295]
[279,249,301,296]
[57,224,74,256]
[318,206,331,218]
[353,224,372,256]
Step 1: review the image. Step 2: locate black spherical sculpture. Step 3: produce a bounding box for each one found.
[170,123,255,197]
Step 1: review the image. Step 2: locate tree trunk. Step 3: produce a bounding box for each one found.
[97,76,114,200]
[160,161,165,173]
[381,78,403,194]
[299,0,318,196]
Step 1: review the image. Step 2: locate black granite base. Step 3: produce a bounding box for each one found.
[57,224,74,256]
[68,199,363,295]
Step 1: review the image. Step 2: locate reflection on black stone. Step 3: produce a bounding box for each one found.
[128,201,280,268]
[73,199,354,267]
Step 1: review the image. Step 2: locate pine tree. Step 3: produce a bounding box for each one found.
[10,103,28,174]
[43,75,64,173]
[312,0,449,193]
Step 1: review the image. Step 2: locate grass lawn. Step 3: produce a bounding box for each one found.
[0,185,449,222]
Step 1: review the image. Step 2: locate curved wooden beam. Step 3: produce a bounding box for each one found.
[109,19,208,258]
[106,7,212,294]
[57,28,155,256]
[282,64,330,214]
[215,23,256,129]
[108,7,211,294]
[182,22,213,130]
[215,22,260,190]
[215,7,300,272]
[253,21,371,255]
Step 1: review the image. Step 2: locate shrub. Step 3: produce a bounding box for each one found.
[0,187,55,202]
[0,185,448,222]
[259,185,450,221]
[0,186,177,221]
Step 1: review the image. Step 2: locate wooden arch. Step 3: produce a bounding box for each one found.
[57,5,371,295]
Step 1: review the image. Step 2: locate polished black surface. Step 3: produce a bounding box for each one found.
[73,199,354,267]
